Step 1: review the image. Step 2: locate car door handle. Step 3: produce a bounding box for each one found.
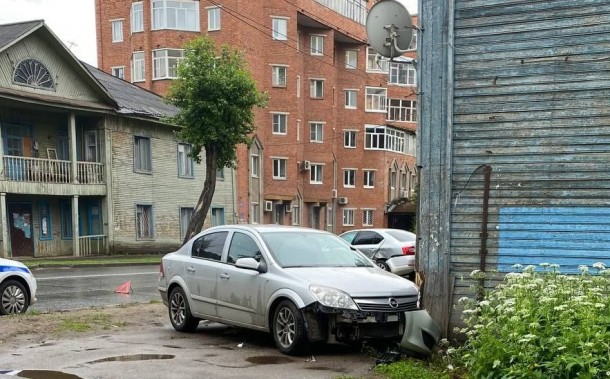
[219,273,230,280]
[186,266,195,273]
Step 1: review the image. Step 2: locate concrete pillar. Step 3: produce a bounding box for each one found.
[0,193,8,258]
[72,195,80,256]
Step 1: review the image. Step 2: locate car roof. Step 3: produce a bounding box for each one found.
[340,228,415,236]
[204,224,329,235]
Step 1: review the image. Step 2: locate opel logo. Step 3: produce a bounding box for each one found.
[388,298,399,308]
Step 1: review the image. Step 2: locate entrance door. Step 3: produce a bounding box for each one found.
[8,203,34,257]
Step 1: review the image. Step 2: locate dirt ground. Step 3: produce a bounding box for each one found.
[0,303,383,379]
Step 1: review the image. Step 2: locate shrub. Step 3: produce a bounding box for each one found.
[454,263,610,378]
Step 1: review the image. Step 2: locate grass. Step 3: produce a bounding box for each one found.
[18,254,163,268]
[56,312,128,333]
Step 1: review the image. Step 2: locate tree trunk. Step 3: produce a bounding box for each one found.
[182,145,218,245]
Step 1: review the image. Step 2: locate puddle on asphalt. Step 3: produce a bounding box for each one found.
[245,356,294,365]
[86,354,175,364]
[13,370,83,379]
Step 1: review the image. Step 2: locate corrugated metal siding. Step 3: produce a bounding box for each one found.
[448,0,610,326]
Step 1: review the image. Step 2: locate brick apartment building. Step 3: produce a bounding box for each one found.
[94,0,418,233]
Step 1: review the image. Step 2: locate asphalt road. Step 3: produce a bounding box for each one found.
[30,264,160,312]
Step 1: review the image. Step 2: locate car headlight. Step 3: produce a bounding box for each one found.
[309,285,359,310]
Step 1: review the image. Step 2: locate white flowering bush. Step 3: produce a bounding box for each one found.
[454,263,610,378]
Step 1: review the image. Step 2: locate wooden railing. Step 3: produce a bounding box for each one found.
[78,235,107,256]
[2,156,104,184]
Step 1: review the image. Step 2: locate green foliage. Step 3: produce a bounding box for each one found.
[165,35,267,169]
[376,357,453,379]
[453,263,610,378]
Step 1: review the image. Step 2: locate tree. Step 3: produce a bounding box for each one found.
[166,36,267,244]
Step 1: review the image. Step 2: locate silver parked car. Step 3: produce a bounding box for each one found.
[339,228,416,277]
[158,225,420,355]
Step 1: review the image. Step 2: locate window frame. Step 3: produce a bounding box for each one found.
[111,66,125,79]
[342,208,355,226]
[310,164,323,184]
[344,130,356,148]
[60,199,72,240]
[152,0,199,31]
[131,2,144,33]
[343,169,356,188]
[134,135,152,173]
[152,48,184,80]
[389,62,416,86]
[366,47,389,72]
[251,154,260,177]
[271,112,288,135]
[38,201,52,240]
[362,209,374,227]
[310,79,324,99]
[345,49,358,69]
[132,51,145,82]
[363,170,375,188]
[310,35,324,56]
[271,65,287,87]
[365,86,387,112]
[345,89,357,109]
[387,99,417,122]
[111,19,124,42]
[179,207,193,240]
[271,17,288,40]
[272,158,287,180]
[309,122,324,143]
[136,204,154,239]
[207,6,221,31]
[177,143,194,178]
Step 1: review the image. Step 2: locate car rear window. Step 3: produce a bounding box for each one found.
[385,230,416,242]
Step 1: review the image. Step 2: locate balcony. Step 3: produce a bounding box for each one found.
[2,156,104,184]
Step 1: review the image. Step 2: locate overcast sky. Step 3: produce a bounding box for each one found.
[0,0,417,68]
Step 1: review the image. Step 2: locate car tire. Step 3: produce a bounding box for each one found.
[168,287,199,332]
[272,300,309,356]
[376,260,390,271]
[0,280,29,315]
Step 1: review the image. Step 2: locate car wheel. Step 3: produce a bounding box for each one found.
[0,280,29,315]
[272,300,308,355]
[168,287,199,332]
[376,260,390,271]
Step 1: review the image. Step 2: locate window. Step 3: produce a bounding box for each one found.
[272,113,287,134]
[310,164,323,184]
[272,17,288,40]
[365,87,387,112]
[216,168,224,180]
[272,158,287,179]
[313,0,367,24]
[60,200,72,239]
[272,65,287,87]
[191,231,228,260]
[207,6,221,31]
[134,136,152,172]
[132,51,145,82]
[389,62,416,85]
[251,154,259,177]
[327,207,333,229]
[178,143,193,177]
[228,232,262,264]
[353,230,383,245]
[211,207,225,226]
[310,122,324,143]
[310,35,324,55]
[292,202,300,225]
[366,47,389,72]
[136,204,153,238]
[153,49,183,79]
[310,79,324,99]
[152,0,199,31]
[111,66,125,79]
[407,133,416,155]
[111,20,124,42]
[13,59,54,90]
[131,2,143,33]
[342,209,355,226]
[365,125,407,154]
[362,210,374,226]
[363,170,375,188]
[343,169,356,187]
[251,203,260,223]
[38,201,52,240]
[345,50,357,69]
[344,130,356,148]
[345,90,357,108]
[179,207,193,240]
[388,99,417,122]
[391,171,397,189]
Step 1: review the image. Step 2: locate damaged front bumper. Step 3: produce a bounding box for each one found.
[302,294,419,344]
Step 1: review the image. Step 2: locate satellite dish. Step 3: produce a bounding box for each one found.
[366,0,413,58]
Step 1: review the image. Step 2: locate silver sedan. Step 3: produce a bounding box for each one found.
[158,225,420,355]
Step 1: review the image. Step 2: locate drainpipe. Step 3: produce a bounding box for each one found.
[478,165,492,300]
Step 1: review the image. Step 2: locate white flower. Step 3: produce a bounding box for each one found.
[539,262,550,267]
[512,264,523,270]
[478,300,490,307]
[493,360,501,369]
[579,265,589,274]
[593,262,606,270]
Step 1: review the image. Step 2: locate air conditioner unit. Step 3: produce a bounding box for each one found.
[301,160,311,171]
[331,189,338,199]
[285,202,293,213]
[264,200,273,212]
[339,196,349,205]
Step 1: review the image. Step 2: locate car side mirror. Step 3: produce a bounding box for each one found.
[235,257,267,273]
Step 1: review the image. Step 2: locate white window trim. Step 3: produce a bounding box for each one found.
[131,2,144,33]
[111,19,124,42]
[309,78,325,99]
[363,169,376,188]
[366,47,389,73]
[151,0,200,32]
[271,156,288,180]
[365,86,387,113]
[271,112,289,135]
[342,208,355,226]
[206,6,221,31]
[343,168,357,188]
[344,89,358,109]
[111,66,125,79]
[309,163,324,184]
[310,34,325,56]
[343,129,357,148]
[132,51,145,83]
[362,209,374,226]
[388,62,417,86]
[251,154,259,178]
[271,16,289,41]
[309,121,325,143]
[271,64,288,87]
[152,48,184,80]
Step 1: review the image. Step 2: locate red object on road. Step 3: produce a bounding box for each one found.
[115,281,132,294]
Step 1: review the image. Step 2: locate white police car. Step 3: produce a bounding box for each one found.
[0,258,37,315]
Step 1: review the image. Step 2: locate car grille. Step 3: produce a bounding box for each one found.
[354,296,419,313]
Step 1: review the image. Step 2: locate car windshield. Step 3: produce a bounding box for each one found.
[385,229,416,242]
[261,232,374,268]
